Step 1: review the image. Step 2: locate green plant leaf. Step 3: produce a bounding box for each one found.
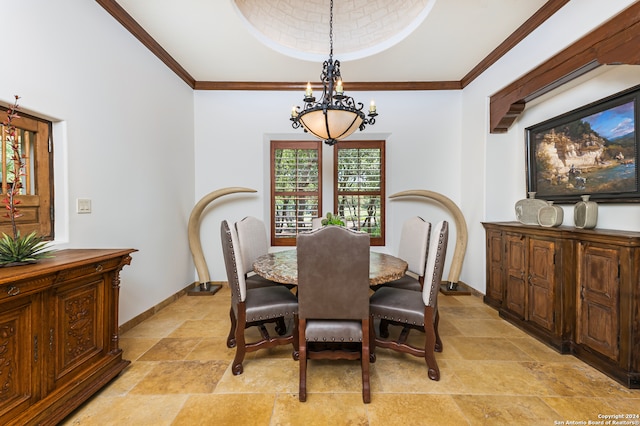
[0,231,55,264]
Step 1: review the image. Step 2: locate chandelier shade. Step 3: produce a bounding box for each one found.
[289,0,377,146]
[298,106,364,143]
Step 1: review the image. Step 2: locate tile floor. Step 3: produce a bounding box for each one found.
[62,285,639,425]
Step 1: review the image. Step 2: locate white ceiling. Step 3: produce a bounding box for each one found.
[114,0,550,83]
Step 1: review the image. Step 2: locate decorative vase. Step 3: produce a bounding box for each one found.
[574,195,598,229]
[515,192,547,225]
[538,201,564,227]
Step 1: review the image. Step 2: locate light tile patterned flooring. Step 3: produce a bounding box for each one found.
[63,286,639,425]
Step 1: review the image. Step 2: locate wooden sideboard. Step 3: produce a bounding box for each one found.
[0,249,136,426]
[483,222,640,388]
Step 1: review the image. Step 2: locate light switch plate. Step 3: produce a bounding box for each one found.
[77,198,92,214]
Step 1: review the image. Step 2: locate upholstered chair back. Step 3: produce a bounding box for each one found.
[397,216,431,277]
[221,220,247,305]
[297,226,370,320]
[422,221,449,308]
[235,216,269,276]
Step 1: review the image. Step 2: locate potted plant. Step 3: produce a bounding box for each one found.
[321,212,345,226]
[0,96,54,266]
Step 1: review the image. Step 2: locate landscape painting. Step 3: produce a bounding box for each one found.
[526,85,640,203]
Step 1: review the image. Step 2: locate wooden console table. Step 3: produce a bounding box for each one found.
[483,222,640,388]
[0,249,136,425]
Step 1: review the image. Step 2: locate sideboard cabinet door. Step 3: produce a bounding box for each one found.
[503,232,558,334]
[484,228,504,308]
[576,242,620,361]
[48,275,107,392]
[504,233,527,319]
[0,295,39,424]
[483,223,566,351]
[527,237,557,332]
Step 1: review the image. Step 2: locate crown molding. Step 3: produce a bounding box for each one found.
[96,1,563,93]
[95,0,196,88]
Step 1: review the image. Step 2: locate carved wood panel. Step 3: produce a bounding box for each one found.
[52,278,104,385]
[0,297,35,424]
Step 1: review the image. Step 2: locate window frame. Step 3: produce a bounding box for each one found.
[334,140,385,246]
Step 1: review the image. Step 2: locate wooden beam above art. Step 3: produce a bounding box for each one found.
[489,1,640,134]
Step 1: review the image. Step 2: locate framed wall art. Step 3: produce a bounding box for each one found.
[526,84,640,203]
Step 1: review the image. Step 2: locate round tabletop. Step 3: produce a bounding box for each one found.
[252,250,408,285]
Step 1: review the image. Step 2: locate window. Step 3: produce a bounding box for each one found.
[270,139,385,246]
[0,108,54,239]
[270,140,322,246]
[335,140,385,246]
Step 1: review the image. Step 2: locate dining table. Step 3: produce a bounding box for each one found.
[252,249,408,286]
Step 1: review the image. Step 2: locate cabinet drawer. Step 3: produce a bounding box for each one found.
[0,274,55,302]
[53,257,123,284]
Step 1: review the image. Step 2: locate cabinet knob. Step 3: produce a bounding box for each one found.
[95,264,104,272]
[7,286,20,296]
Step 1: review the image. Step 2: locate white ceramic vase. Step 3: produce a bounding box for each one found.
[538,201,564,227]
[515,192,547,225]
[574,195,598,229]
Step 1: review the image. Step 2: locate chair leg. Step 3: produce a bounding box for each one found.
[298,319,307,402]
[292,314,300,361]
[369,316,376,363]
[232,307,247,376]
[434,309,443,352]
[423,307,440,381]
[275,317,287,335]
[379,318,390,338]
[361,319,371,403]
[227,307,237,348]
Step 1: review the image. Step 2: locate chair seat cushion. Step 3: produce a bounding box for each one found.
[246,274,279,289]
[245,286,298,322]
[376,274,421,291]
[305,319,363,342]
[369,287,425,326]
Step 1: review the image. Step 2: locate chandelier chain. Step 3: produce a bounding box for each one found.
[329,0,334,59]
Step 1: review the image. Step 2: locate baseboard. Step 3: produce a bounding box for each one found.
[118,281,226,335]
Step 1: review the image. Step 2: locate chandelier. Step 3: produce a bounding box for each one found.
[289,0,378,146]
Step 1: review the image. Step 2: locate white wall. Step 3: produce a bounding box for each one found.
[0,0,196,324]
[194,89,463,282]
[4,0,637,325]
[461,0,640,294]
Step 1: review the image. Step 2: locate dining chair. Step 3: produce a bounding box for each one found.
[296,226,373,403]
[369,220,449,381]
[311,217,323,229]
[220,220,299,375]
[235,216,278,288]
[227,216,283,347]
[371,216,430,292]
